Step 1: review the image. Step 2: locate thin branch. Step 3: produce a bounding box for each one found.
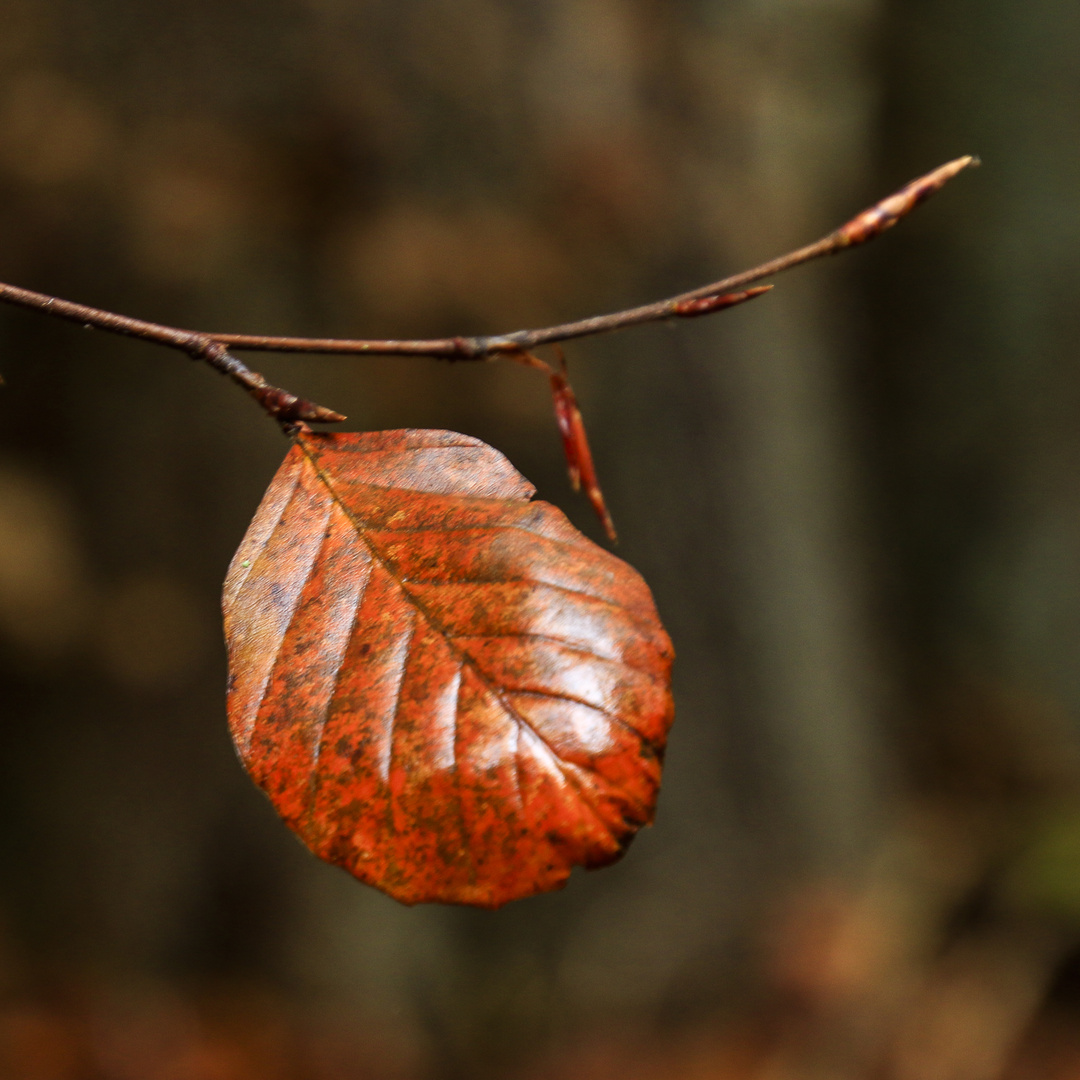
[0,280,346,424]
[208,155,977,358]
[0,155,976,425]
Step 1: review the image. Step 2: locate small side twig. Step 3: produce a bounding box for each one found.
[0,155,976,429]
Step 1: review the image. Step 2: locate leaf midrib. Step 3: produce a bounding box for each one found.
[296,438,626,840]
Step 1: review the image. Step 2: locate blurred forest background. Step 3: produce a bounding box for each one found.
[2,0,1080,1077]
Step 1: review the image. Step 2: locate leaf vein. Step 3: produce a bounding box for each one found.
[305,543,374,818]
[246,498,332,754]
[297,440,638,841]
[451,631,663,677]
[505,688,663,755]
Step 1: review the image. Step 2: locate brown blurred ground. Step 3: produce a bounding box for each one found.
[2,0,1080,1077]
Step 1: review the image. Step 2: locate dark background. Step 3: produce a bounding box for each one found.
[2,1,1080,1077]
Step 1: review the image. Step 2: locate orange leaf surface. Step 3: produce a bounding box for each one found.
[223,429,674,907]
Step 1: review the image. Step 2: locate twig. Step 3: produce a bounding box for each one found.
[0,155,976,425]
[0,281,345,424]
[209,155,977,358]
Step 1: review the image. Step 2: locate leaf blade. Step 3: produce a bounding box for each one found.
[224,429,674,907]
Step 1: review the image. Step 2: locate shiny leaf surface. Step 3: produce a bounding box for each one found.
[223,429,674,907]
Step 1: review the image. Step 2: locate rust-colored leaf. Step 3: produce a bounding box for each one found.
[223,429,674,908]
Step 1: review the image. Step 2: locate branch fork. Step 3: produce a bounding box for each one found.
[0,156,977,531]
